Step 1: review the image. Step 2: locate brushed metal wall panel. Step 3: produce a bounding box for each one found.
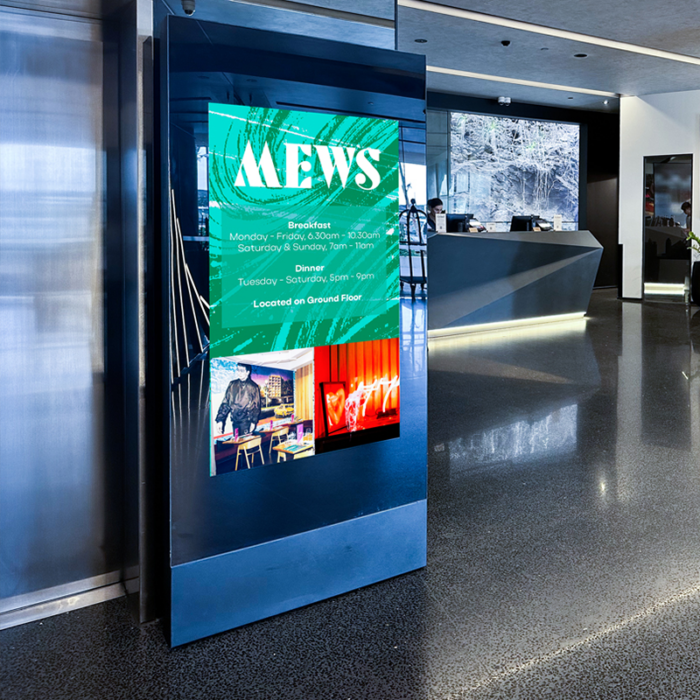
[0,8,118,601]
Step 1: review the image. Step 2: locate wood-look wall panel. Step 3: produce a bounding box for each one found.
[295,362,314,421]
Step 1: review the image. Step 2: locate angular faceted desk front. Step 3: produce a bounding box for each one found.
[427,230,603,332]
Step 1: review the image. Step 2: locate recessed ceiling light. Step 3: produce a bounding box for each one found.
[574,53,588,58]
[603,99,609,105]
[415,38,427,43]
[568,96,574,99]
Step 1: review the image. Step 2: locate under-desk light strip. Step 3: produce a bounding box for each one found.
[428,312,587,339]
[399,0,700,67]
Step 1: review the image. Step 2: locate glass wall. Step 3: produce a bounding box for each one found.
[427,109,580,231]
[399,124,428,295]
[399,124,427,210]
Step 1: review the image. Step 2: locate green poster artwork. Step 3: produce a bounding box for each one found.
[209,104,399,358]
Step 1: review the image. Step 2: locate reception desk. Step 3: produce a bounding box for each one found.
[428,230,603,336]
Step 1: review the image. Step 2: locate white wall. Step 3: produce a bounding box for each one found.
[619,92,700,298]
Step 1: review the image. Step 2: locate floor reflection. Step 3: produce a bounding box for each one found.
[447,403,578,472]
[429,312,600,457]
[424,289,700,696]
[400,297,426,379]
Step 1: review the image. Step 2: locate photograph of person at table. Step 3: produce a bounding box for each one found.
[215,363,262,437]
[210,350,315,475]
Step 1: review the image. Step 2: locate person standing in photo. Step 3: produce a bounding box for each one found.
[216,363,262,436]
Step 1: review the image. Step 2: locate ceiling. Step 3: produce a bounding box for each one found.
[426,0,700,57]
[396,0,700,112]
[251,0,700,113]
[165,0,700,113]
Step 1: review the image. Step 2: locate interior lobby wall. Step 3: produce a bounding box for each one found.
[428,92,620,288]
[619,92,700,299]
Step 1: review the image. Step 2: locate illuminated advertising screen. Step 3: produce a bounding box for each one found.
[209,105,400,475]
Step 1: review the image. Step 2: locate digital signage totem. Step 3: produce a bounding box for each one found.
[164,17,427,647]
[208,105,401,475]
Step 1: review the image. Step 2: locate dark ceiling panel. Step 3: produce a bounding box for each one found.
[161,0,393,50]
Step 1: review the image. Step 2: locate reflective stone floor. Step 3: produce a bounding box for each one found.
[5,290,700,699]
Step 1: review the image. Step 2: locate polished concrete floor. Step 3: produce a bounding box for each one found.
[5,290,700,699]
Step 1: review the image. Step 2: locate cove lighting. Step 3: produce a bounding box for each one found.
[399,0,700,67]
[426,65,618,97]
[428,312,587,339]
[429,319,587,351]
[644,283,686,296]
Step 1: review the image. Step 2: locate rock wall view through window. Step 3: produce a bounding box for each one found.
[429,111,580,231]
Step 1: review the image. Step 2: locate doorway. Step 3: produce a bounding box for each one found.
[643,154,692,300]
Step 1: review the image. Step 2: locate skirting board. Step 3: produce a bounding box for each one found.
[171,500,427,646]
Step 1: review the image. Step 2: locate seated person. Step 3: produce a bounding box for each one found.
[425,198,444,232]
